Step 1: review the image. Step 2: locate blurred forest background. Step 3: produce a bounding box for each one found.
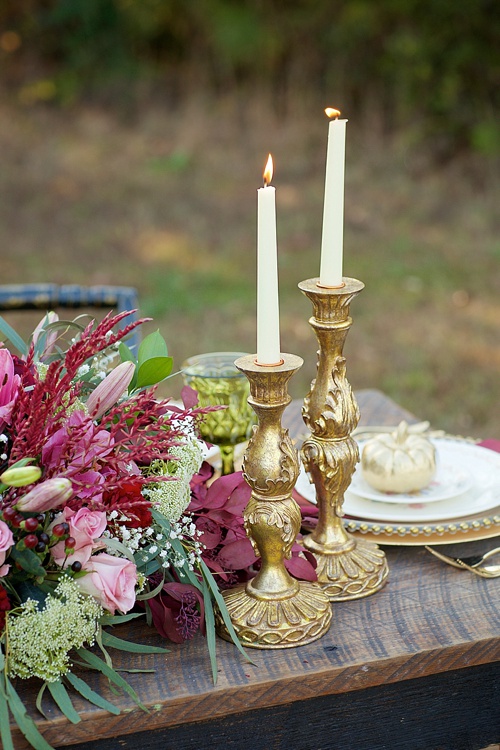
[0,0,499,437]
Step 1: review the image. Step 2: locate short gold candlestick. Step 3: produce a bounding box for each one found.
[298,277,389,600]
[216,353,332,648]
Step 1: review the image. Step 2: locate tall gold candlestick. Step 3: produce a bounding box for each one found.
[216,353,332,648]
[298,278,389,600]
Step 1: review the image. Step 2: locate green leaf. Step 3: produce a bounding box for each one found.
[5,677,54,750]
[136,356,173,388]
[44,319,85,333]
[9,547,45,578]
[75,649,147,711]
[135,543,162,567]
[141,559,161,577]
[101,631,169,654]
[65,673,120,716]
[8,457,36,469]
[151,511,203,592]
[0,679,15,750]
[119,341,137,365]
[100,612,145,626]
[199,558,251,664]
[47,680,81,724]
[103,537,135,562]
[0,315,28,356]
[202,578,218,685]
[137,330,168,364]
[135,575,165,601]
[96,628,113,669]
[35,683,49,720]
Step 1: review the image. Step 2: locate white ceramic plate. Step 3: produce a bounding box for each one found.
[350,440,473,504]
[296,437,500,523]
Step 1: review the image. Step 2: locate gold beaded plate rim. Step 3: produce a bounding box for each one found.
[344,517,500,546]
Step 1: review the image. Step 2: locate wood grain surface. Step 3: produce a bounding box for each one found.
[7,390,500,750]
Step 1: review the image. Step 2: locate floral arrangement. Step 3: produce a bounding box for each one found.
[0,310,251,750]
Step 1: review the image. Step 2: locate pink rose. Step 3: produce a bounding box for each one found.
[0,564,9,577]
[50,506,107,566]
[0,520,14,571]
[0,520,14,555]
[77,553,137,614]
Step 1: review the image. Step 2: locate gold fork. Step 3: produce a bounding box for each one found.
[425,546,500,579]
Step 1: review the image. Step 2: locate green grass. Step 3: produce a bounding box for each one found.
[1,97,499,438]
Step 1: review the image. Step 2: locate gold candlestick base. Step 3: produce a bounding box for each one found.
[216,354,332,649]
[298,278,389,601]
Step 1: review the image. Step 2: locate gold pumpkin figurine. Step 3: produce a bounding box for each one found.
[361,421,437,494]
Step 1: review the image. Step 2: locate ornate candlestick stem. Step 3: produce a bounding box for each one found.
[298,278,388,600]
[216,353,332,649]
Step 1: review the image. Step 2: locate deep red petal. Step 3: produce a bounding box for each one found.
[218,538,258,570]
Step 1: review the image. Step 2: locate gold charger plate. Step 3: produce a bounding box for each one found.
[344,514,500,546]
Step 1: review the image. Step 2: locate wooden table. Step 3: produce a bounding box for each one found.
[10,390,500,750]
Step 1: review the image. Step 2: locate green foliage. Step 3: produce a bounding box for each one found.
[120,329,173,390]
[3,0,499,154]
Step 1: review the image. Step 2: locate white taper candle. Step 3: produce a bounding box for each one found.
[257,154,281,365]
[319,110,347,287]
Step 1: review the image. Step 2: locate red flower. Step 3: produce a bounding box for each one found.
[0,583,11,634]
[148,582,205,643]
[102,478,152,527]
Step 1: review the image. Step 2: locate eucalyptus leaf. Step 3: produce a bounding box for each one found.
[136,356,173,388]
[101,631,170,654]
[47,680,81,724]
[150,511,202,591]
[75,649,146,710]
[100,612,145,626]
[65,673,121,715]
[135,575,165,601]
[0,685,15,750]
[35,683,49,720]
[202,579,218,685]
[199,558,251,663]
[142,559,161,576]
[43,320,86,332]
[103,537,135,562]
[0,315,28,356]
[5,677,54,750]
[96,628,113,669]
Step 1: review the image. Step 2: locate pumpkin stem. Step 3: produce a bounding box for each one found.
[395,420,409,445]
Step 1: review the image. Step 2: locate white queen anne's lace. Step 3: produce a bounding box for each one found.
[6,577,103,682]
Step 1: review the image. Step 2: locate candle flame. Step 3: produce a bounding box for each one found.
[325,107,341,119]
[263,153,273,186]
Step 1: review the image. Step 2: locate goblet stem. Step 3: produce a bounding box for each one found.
[219,445,236,475]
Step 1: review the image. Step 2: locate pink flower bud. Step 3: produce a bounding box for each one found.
[86,361,135,419]
[15,477,73,513]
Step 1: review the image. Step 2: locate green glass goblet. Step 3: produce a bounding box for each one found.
[182,352,256,475]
